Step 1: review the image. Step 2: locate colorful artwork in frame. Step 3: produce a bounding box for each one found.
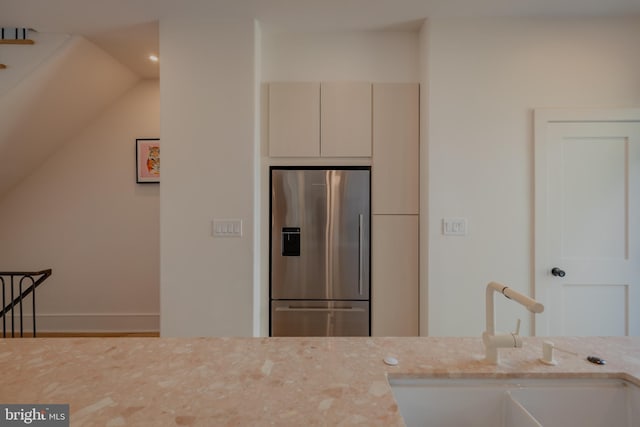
[136,138,160,183]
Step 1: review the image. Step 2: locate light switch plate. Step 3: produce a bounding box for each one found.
[212,219,243,237]
[443,218,467,236]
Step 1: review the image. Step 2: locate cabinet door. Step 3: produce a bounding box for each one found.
[371,214,419,336]
[372,83,419,214]
[321,82,372,157]
[268,82,320,157]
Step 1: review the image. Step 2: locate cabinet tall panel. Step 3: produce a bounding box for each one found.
[372,215,419,336]
[372,83,419,214]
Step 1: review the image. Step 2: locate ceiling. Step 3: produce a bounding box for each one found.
[1,0,639,79]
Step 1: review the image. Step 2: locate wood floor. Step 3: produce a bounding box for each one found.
[3,332,160,338]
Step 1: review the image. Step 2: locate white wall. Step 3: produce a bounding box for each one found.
[0,36,140,197]
[418,21,430,336]
[262,30,419,82]
[0,32,70,96]
[426,17,640,336]
[159,14,640,338]
[160,15,257,336]
[253,21,263,337]
[258,30,420,336]
[0,80,160,332]
[159,20,418,337]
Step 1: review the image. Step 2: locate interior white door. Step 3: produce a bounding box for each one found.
[535,110,640,337]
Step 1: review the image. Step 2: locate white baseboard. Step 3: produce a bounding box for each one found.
[4,313,160,333]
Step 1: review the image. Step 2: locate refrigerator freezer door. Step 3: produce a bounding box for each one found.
[271,168,370,300]
[271,300,370,336]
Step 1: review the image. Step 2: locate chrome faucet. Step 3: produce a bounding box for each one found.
[483,281,544,364]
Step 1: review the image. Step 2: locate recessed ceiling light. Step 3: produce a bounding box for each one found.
[149,54,159,63]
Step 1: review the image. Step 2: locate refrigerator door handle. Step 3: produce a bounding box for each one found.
[359,213,364,296]
[275,306,366,313]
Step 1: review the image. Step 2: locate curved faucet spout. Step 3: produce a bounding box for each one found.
[485,281,543,335]
[484,281,544,364]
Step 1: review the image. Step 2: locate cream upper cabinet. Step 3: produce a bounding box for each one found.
[371,214,419,336]
[268,82,320,157]
[268,82,372,158]
[372,83,419,215]
[321,82,372,157]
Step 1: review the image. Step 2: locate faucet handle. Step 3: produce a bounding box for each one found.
[511,319,523,348]
[513,318,521,335]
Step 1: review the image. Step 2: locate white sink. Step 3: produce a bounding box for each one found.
[388,377,640,427]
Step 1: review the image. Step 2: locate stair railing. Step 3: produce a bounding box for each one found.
[0,269,52,337]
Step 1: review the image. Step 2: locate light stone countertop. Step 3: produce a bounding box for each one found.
[1,336,639,426]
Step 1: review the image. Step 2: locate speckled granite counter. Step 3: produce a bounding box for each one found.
[1,337,638,426]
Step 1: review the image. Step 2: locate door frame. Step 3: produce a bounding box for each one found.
[533,108,640,336]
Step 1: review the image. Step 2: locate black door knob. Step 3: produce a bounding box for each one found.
[551,267,566,277]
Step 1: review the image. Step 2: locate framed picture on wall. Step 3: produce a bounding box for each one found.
[136,138,160,183]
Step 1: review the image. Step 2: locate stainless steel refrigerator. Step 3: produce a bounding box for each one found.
[270,167,370,336]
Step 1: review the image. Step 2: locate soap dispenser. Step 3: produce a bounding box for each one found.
[539,340,558,365]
